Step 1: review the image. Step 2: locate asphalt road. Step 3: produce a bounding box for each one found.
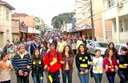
[11,67,120,83]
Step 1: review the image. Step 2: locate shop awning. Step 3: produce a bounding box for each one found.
[69,26,92,32]
[76,26,92,31]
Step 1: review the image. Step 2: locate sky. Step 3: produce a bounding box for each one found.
[3,0,75,27]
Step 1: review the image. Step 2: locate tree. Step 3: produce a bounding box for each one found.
[51,12,75,29]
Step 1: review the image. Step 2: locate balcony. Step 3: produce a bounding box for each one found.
[12,27,19,34]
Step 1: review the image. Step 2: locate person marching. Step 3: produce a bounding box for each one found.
[43,43,64,83]
[75,44,92,83]
[117,47,128,83]
[61,45,74,83]
[32,48,43,83]
[103,49,118,83]
[104,42,118,58]
[12,44,31,83]
[0,53,13,83]
[92,49,103,83]
[40,42,49,83]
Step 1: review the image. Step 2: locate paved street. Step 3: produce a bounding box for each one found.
[11,67,120,83]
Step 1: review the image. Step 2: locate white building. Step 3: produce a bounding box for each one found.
[102,0,128,43]
[0,0,15,48]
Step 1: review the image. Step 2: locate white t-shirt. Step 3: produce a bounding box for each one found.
[92,56,103,74]
[0,61,11,82]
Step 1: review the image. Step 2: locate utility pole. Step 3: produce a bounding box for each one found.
[90,0,94,40]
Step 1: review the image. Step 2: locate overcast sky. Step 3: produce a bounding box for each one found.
[3,0,76,27]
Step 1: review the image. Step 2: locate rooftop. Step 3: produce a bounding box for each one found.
[0,0,15,10]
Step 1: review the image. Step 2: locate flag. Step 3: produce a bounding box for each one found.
[71,16,75,31]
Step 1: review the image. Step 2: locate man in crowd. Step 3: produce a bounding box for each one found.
[57,38,66,53]
[30,40,37,55]
[12,44,31,83]
[44,43,64,83]
[76,37,83,49]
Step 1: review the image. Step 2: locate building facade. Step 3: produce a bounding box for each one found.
[102,0,128,43]
[74,0,112,41]
[12,19,20,43]
[12,13,41,41]
[0,1,15,48]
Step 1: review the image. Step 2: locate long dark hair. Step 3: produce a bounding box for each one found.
[108,42,117,54]
[1,52,8,60]
[121,46,128,55]
[62,45,74,57]
[106,49,115,60]
[41,42,48,50]
[77,44,88,56]
[32,48,41,59]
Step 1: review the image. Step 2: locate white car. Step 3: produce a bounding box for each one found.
[115,44,127,55]
[86,40,92,48]
[88,41,108,56]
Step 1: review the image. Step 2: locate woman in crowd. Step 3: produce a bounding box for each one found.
[117,47,128,83]
[61,45,74,83]
[92,49,103,83]
[40,42,48,59]
[75,44,92,83]
[105,42,118,58]
[0,53,13,83]
[103,49,118,83]
[40,42,49,83]
[32,48,43,83]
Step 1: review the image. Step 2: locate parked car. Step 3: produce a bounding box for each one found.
[115,44,127,55]
[86,40,92,48]
[88,41,108,56]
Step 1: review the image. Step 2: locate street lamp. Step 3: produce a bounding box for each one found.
[75,0,94,40]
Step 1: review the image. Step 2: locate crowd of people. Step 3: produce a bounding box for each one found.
[0,35,128,83]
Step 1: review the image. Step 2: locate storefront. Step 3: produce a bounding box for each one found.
[74,26,93,39]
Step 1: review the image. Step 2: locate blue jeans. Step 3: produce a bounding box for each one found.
[32,72,43,83]
[78,68,89,83]
[106,72,115,83]
[44,69,49,83]
[62,70,72,83]
[93,73,102,83]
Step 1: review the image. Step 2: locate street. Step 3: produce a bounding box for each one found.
[11,66,120,83]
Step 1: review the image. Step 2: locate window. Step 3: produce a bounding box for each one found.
[96,43,108,48]
[124,18,128,31]
[119,20,123,32]
[6,10,9,20]
[114,21,116,32]
[108,0,115,8]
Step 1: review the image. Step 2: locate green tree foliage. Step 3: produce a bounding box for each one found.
[51,12,75,29]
